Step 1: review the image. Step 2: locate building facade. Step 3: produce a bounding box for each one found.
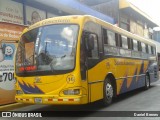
[153,29,160,43]
[80,0,158,40]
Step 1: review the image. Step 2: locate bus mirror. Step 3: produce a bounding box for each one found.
[87,34,94,50]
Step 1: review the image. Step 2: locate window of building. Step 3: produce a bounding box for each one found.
[120,23,129,31]
[120,16,130,31]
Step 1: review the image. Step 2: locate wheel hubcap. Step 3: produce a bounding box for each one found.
[106,83,113,99]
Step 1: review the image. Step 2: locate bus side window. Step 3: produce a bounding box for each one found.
[148,45,152,54]
[84,32,99,58]
[141,42,146,53]
[115,33,119,46]
[133,39,138,51]
[146,44,148,53]
[154,47,156,55]
[107,30,116,46]
[103,28,119,55]
[119,35,122,47]
[130,39,133,50]
[138,41,142,52]
[121,35,128,49]
[151,46,155,55]
[103,28,108,44]
[127,38,131,49]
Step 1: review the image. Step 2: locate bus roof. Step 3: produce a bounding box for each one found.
[26,15,155,47]
[27,15,84,31]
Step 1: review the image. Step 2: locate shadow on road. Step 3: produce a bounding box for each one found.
[25,85,158,117]
[33,85,156,114]
[112,86,155,104]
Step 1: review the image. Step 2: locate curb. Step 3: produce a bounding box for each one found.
[0,103,31,111]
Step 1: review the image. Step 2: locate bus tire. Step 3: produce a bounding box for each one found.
[144,73,150,90]
[103,77,114,106]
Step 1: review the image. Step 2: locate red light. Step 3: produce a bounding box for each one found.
[19,66,37,72]
[68,99,74,101]
[19,67,25,71]
[48,99,52,101]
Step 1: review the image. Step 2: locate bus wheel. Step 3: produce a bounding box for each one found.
[103,78,114,106]
[145,74,150,90]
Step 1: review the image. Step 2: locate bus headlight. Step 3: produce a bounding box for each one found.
[63,89,80,95]
[16,90,23,95]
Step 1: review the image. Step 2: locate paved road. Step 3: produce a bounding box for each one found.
[2,80,160,120]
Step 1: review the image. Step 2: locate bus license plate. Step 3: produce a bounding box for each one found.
[34,98,42,103]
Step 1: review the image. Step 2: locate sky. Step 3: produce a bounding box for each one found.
[128,0,160,26]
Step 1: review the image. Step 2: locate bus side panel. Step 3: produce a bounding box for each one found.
[89,82,103,103]
[116,58,139,94]
[137,60,148,88]
[88,58,150,102]
[116,59,149,95]
[87,58,116,103]
[148,61,159,83]
[87,57,157,103]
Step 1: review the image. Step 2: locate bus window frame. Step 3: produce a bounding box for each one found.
[133,39,138,51]
[16,24,80,77]
[102,27,119,56]
[121,35,128,49]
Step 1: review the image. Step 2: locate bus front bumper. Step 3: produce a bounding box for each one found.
[15,95,87,105]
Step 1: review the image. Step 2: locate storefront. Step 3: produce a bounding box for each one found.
[0,22,26,105]
[0,0,62,105]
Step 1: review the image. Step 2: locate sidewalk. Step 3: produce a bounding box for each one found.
[0,103,31,111]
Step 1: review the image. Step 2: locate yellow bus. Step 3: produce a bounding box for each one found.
[15,15,159,105]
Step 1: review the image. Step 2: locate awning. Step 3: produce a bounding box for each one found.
[119,0,159,27]
[34,0,115,24]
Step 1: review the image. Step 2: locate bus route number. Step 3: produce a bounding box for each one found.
[1,72,14,82]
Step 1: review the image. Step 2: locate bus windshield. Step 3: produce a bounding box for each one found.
[16,24,79,76]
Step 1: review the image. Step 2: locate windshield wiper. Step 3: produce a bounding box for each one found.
[49,55,57,72]
[61,54,66,59]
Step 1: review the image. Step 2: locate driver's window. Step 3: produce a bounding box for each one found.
[88,34,99,59]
